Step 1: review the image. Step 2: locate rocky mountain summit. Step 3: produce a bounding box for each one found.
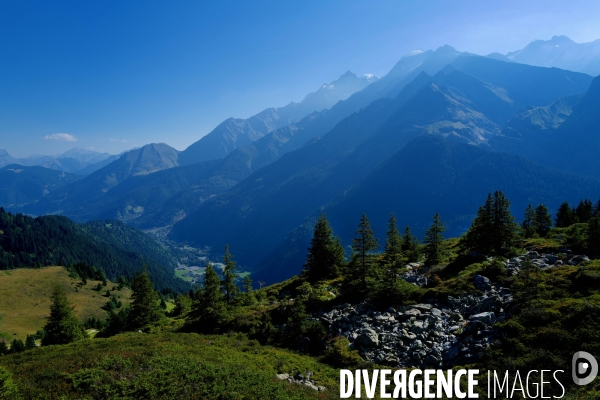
[314,251,593,369]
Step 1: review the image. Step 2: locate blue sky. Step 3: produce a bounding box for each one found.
[1,0,600,157]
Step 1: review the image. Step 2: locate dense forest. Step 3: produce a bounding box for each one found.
[0,208,189,292]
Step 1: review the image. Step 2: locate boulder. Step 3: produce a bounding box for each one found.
[474,275,491,291]
[471,312,495,325]
[355,328,379,348]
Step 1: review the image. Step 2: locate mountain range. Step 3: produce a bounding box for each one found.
[5,37,600,285]
[0,148,119,175]
[502,35,600,76]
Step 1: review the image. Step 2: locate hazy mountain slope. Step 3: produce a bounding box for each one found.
[507,35,600,76]
[451,55,593,107]
[28,54,443,226]
[545,75,600,177]
[178,71,375,165]
[490,95,582,158]
[169,60,595,275]
[490,75,600,178]
[167,71,511,264]
[254,135,600,284]
[21,143,179,216]
[0,147,116,174]
[0,165,81,208]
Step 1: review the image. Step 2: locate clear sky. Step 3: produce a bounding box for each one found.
[1,0,600,157]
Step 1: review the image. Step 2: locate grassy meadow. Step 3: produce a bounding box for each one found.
[0,266,132,342]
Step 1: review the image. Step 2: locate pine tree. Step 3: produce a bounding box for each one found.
[594,198,600,217]
[576,199,594,223]
[172,294,192,317]
[25,334,36,350]
[402,226,421,263]
[0,341,8,355]
[189,263,226,332]
[221,245,238,305]
[350,214,379,288]
[534,204,553,237]
[129,268,161,329]
[423,213,445,265]
[555,202,576,228]
[522,204,537,238]
[460,191,518,256]
[587,216,600,254]
[303,214,345,281]
[42,285,85,346]
[242,275,256,306]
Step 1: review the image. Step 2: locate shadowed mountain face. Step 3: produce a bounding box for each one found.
[177,71,376,165]
[0,165,82,208]
[253,135,600,284]
[168,59,593,275]
[506,35,600,76]
[490,75,600,178]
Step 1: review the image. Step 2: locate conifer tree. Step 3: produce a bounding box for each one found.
[350,214,379,288]
[423,213,445,265]
[379,214,407,295]
[25,334,36,350]
[576,199,594,223]
[594,199,600,217]
[221,245,238,305]
[303,214,345,281]
[10,339,25,353]
[587,216,600,254]
[460,191,518,256]
[402,226,421,263]
[555,202,576,227]
[189,263,226,332]
[242,275,256,306]
[522,205,537,238]
[42,285,85,346]
[534,204,553,237]
[129,268,161,329]
[172,294,192,317]
[0,341,8,355]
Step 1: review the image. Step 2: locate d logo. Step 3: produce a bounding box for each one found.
[572,351,598,385]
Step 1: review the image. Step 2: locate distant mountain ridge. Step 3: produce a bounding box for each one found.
[0,147,117,175]
[504,35,600,76]
[178,71,377,165]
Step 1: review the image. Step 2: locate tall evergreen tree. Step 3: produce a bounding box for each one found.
[381,214,404,274]
[221,245,238,305]
[129,268,161,329]
[576,199,594,223]
[350,214,379,288]
[42,285,85,346]
[460,191,518,256]
[423,213,445,265]
[189,263,226,332]
[402,226,421,263]
[522,204,537,238]
[587,216,600,254]
[555,202,576,228]
[0,341,8,355]
[241,275,256,306]
[534,204,553,237]
[594,198,600,217]
[303,214,345,281]
[25,335,36,350]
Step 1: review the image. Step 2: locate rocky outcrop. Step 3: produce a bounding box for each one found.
[503,250,590,274]
[316,251,594,368]
[276,372,326,391]
[316,281,510,369]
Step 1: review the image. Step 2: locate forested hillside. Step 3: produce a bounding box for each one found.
[0,209,188,292]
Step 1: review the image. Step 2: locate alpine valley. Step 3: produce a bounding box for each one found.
[3,34,600,399]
